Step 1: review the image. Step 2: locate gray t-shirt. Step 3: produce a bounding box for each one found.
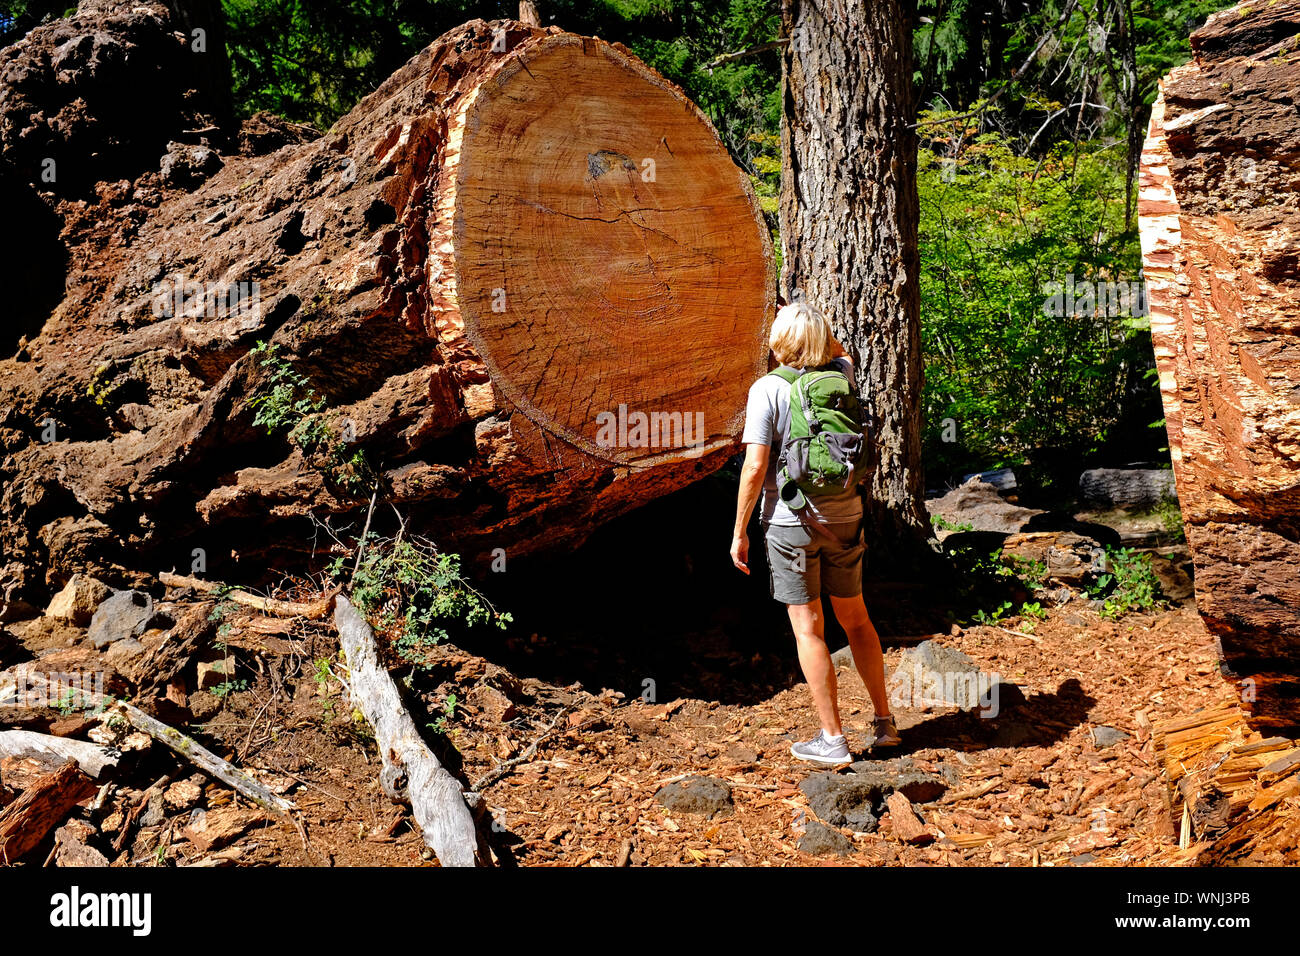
[741,357,864,528]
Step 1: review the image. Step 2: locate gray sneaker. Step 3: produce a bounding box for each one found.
[870,715,901,749]
[790,730,852,765]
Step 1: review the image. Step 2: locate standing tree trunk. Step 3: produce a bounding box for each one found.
[778,0,932,561]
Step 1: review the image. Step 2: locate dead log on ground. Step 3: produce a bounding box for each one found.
[334,595,485,867]
[0,730,118,779]
[159,573,337,619]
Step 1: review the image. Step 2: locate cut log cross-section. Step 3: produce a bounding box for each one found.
[1138,0,1300,732]
[0,17,774,603]
[437,33,773,467]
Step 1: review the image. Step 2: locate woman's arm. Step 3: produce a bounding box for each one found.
[731,443,769,574]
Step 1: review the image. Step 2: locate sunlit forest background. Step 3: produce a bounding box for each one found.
[1,0,1233,493]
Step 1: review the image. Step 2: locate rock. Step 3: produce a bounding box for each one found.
[888,640,1010,713]
[102,636,145,668]
[468,683,517,722]
[1079,468,1177,509]
[44,574,112,626]
[926,479,1043,535]
[87,590,163,649]
[159,141,223,189]
[137,791,166,828]
[800,765,948,833]
[654,776,733,819]
[195,653,237,691]
[798,820,852,856]
[1139,0,1300,731]
[1092,725,1129,749]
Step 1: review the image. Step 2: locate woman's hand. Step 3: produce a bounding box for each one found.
[731,532,750,574]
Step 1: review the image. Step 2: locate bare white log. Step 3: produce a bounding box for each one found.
[0,671,291,815]
[0,729,118,779]
[333,596,484,867]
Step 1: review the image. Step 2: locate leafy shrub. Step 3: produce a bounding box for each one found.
[1088,546,1164,618]
[335,534,511,670]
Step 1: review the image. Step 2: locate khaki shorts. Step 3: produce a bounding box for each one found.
[763,519,865,605]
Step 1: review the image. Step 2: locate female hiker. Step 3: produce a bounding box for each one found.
[730,300,899,764]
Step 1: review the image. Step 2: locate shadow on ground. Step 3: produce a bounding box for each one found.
[461,470,958,707]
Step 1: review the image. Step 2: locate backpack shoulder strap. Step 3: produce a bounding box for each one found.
[767,366,801,385]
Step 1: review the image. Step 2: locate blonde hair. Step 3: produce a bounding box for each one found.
[769,301,834,368]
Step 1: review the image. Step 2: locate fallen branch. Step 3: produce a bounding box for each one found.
[703,38,789,70]
[103,701,293,815]
[0,729,118,779]
[470,702,575,793]
[334,595,485,867]
[0,672,292,815]
[159,572,338,619]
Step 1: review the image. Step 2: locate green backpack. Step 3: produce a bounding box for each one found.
[768,363,872,511]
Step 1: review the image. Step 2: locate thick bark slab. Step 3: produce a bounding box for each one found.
[1139,0,1300,731]
[0,14,774,606]
[0,760,97,862]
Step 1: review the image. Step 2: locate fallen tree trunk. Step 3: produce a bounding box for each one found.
[0,10,774,609]
[1139,0,1300,732]
[334,595,485,867]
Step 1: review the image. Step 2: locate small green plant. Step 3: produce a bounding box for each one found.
[427,693,458,734]
[1154,494,1186,543]
[339,533,511,672]
[972,600,1014,625]
[209,678,250,699]
[1088,547,1165,618]
[931,513,975,533]
[247,340,373,492]
[1019,600,1047,620]
[1010,556,1049,587]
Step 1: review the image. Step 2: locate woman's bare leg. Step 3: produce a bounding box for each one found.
[829,593,891,719]
[787,598,841,735]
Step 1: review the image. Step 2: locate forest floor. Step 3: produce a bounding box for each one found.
[195,598,1220,868]
[3,478,1249,868]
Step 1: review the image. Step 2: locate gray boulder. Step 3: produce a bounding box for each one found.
[87,590,164,649]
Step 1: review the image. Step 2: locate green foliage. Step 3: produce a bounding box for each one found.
[1154,493,1186,543]
[427,693,457,734]
[1087,546,1165,617]
[337,533,511,671]
[209,678,250,699]
[931,513,975,533]
[248,340,372,492]
[917,119,1156,484]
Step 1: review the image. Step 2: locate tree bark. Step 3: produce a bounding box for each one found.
[0,17,775,601]
[778,0,933,561]
[1138,0,1300,732]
